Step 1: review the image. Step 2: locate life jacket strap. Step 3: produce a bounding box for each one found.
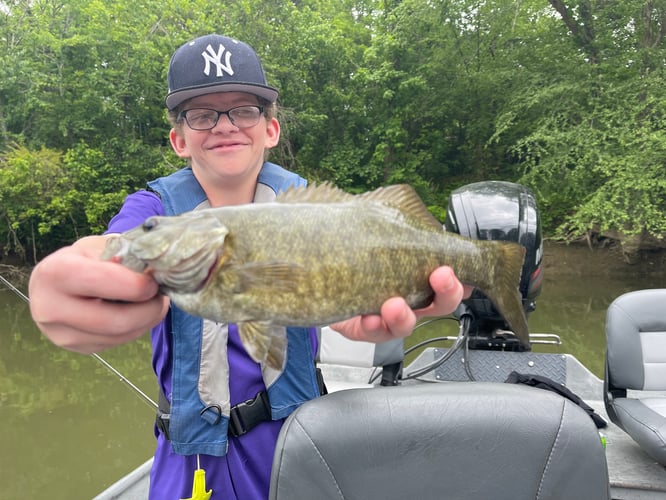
[156,388,273,439]
[155,367,328,440]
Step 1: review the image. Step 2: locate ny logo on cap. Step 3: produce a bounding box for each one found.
[202,44,234,78]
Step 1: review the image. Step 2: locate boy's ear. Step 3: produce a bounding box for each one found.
[169,128,190,158]
[265,117,281,148]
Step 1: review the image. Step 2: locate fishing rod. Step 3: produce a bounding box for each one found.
[0,272,158,410]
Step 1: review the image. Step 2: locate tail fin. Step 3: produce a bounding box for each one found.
[473,241,530,349]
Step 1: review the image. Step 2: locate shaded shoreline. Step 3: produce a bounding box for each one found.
[542,240,666,279]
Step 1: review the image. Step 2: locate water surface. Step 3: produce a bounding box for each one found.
[0,242,663,499]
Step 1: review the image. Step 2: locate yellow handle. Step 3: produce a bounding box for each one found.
[180,468,212,500]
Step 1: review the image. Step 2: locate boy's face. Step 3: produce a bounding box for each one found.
[169,91,280,188]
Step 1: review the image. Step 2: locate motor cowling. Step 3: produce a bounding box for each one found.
[444,181,543,349]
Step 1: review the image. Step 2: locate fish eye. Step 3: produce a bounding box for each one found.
[143,218,158,231]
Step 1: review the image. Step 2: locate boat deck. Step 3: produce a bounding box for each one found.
[398,349,666,499]
[96,349,666,499]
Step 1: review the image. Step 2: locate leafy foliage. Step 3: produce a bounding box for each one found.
[1,0,664,263]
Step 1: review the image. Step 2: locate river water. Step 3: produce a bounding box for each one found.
[0,242,664,499]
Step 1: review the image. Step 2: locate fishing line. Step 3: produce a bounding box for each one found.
[0,273,158,410]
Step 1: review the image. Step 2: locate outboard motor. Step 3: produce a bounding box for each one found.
[445,181,543,350]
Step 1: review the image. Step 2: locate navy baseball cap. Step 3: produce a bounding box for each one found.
[165,34,279,110]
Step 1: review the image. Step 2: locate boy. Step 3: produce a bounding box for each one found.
[29,34,466,499]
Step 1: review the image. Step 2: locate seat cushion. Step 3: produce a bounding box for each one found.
[611,397,666,465]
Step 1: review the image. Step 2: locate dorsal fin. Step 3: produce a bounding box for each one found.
[357,185,443,231]
[276,182,355,204]
[276,183,443,232]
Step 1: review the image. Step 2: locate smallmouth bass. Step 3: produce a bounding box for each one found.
[102,183,530,370]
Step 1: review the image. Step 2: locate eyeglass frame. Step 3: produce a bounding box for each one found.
[176,105,265,130]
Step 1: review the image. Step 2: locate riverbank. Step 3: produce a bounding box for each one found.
[542,240,666,279]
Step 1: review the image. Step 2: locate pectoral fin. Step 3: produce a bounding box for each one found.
[238,321,287,371]
[233,262,303,294]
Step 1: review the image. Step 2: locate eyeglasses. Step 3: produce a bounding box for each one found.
[177,105,265,130]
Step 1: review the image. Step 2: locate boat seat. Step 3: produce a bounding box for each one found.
[269,382,611,500]
[604,288,666,465]
[317,326,404,388]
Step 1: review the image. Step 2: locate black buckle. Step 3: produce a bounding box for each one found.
[155,412,171,441]
[228,390,272,437]
[155,390,272,440]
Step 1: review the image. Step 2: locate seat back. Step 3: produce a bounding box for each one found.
[269,383,610,500]
[605,288,666,393]
[317,326,404,386]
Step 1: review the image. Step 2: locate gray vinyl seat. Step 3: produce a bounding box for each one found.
[317,326,404,387]
[269,383,610,500]
[604,288,666,465]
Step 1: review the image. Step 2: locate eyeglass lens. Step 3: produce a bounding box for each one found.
[181,106,263,130]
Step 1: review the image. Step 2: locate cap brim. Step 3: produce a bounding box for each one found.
[166,82,279,110]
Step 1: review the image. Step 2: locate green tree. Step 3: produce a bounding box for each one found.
[491,0,666,253]
[0,144,66,261]
[1,0,664,262]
